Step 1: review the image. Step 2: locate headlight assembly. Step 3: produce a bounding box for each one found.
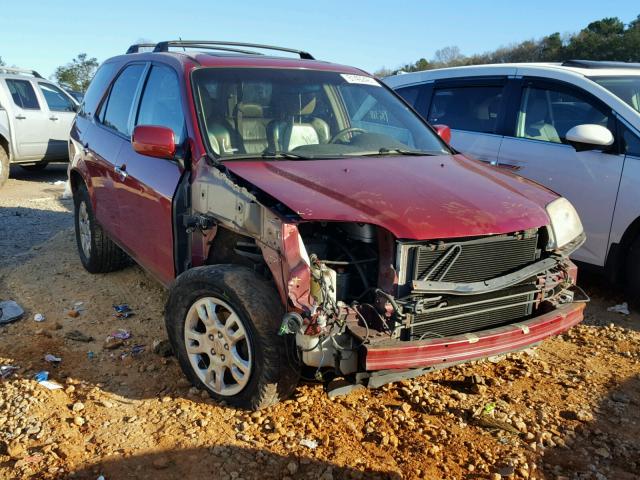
[546,197,584,251]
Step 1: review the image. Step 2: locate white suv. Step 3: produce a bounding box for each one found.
[0,67,78,186]
[386,60,640,300]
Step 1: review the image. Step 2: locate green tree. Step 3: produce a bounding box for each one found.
[53,53,99,92]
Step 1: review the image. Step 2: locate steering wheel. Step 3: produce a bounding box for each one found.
[329,127,366,144]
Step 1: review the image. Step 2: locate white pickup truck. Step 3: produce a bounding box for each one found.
[0,67,78,186]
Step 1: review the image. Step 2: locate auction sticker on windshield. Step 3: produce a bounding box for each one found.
[341,74,380,86]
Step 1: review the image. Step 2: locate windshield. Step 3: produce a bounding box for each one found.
[591,76,640,113]
[192,68,449,160]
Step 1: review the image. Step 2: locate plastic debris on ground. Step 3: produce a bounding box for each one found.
[1,365,18,379]
[87,351,96,360]
[51,180,66,186]
[113,304,134,318]
[607,302,630,315]
[0,300,25,324]
[119,344,145,360]
[34,313,45,322]
[65,330,94,342]
[34,371,49,382]
[44,354,62,363]
[33,370,62,390]
[110,328,131,340]
[299,438,318,449]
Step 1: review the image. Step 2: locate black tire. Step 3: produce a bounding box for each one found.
[625,236,640,310]
[0,147,9,187]
[165,265,299,410]
[73,183,129,273]
[19,162,48,172]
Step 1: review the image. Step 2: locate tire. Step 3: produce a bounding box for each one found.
[165,265,299,410]
[73,183,130,273]
[0,147,9,187]
[19,162,48,172]
[625,236,640,310]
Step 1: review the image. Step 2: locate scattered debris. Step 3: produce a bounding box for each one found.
[44,354,62,363]
[51,180,66,186]
[153,339,173,357]
[87,351,96,360]
[113,304,134,318]
[473,415,521,434]
[607,302,630,315]
[65,330,95,343]
[34,313,45,322]
[0,365,18,379]
[131,344,145,356]
[66,309,80,318]
[103,338,124,350]
[110,329,131,340]
[0,300,24,324]
[299,438,318,449]
[33,371,49,382]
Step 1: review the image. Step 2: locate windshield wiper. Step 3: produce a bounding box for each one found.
[377,148,437,156]
[261,150,309,160]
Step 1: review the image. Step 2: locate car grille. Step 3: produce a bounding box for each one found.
[401,231,541,339]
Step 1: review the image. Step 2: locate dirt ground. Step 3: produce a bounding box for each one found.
[0,167,639,480]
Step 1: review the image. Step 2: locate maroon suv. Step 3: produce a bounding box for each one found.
[69,41,587,409]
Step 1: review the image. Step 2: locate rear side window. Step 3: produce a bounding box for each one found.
[5,79,40,110]
[428,86,503,134]
[82,62,118,118]
[101,64,146,136]
[38,83,75,112]
[623,127,640,157]
[396,86,421,106]
[136,65,185,143]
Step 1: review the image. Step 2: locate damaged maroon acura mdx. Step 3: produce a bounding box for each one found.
[68,41,587,409]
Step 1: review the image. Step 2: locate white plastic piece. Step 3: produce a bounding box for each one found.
[607,302,630,315]
[566,124,614,148]
[34,313,45,322]
[545,197,584,250]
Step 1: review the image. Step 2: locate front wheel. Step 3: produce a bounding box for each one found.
[165,265,299,410]
[0,147,9,187]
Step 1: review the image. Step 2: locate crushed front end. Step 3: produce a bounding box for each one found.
[280,221,587,384]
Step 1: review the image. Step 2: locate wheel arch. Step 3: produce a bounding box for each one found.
[606,215,640,283]
[0,133,10,161]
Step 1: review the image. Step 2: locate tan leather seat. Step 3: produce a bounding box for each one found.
[524,99,560,143]
[234,103,270,154]
[268,95,330,151]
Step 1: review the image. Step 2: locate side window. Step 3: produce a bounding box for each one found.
[5,79,40,110]
[623,127,640,157]
[101,64,146,136]
[396,86,421,106]
[427,85,503,133]
[82,62,118,118]
[516,86,609,144]
[136,65,185,143]
[38,83,76,112]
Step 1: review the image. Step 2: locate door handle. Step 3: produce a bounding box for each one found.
[15,114,26,120]
[49,116,59,121]
[114,165,128,181]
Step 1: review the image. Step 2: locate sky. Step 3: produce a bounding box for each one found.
[0,0,638,79]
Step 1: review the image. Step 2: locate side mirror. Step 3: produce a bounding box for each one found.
[566,124,614,152]
[432,124,451,144]
[132,125,176,159]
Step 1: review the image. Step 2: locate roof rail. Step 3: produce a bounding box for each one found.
[126,43,157,54]
[152,40,315,60]
[0,67,43,78]
[562,59,640,69]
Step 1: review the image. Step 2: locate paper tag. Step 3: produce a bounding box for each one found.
[340,74,380,86]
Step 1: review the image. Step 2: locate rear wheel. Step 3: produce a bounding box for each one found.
[73,183,129,273]
[165,265,299,410]
[0,147,9,187]
[19,162,48,172]
[625,235,640,309]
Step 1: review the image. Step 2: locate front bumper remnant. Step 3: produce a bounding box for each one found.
[364,301,585,370]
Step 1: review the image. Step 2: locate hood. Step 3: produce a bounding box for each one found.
[224,154,557,240]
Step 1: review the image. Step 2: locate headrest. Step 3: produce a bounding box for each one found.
[237,103,263,117]
[274,92,317,117]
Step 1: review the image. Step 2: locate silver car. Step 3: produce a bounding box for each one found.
[386,60,640,300]
[0,67,78,185]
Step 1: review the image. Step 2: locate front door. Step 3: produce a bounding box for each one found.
[36,82,78,159]
[497,78,624,266]
[4,78,50,160]
[115,64,185,285]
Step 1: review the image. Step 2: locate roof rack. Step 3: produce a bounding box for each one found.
[0,67,42,78]
[151,40,315,60]
[562,59,640,70]
[126,43,158,54]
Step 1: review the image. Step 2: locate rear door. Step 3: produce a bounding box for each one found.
[86,63,147,239]
[424,78,509,164]
[497,78,624,266]
[35,82,77,159]
[115,63,185,284]
[4,78,50,160]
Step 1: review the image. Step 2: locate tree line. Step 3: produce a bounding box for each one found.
[375,15,640,76]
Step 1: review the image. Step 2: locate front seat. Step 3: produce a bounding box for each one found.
[234,103,269,154]
[524,99,560,143]
[268,95,330,151]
